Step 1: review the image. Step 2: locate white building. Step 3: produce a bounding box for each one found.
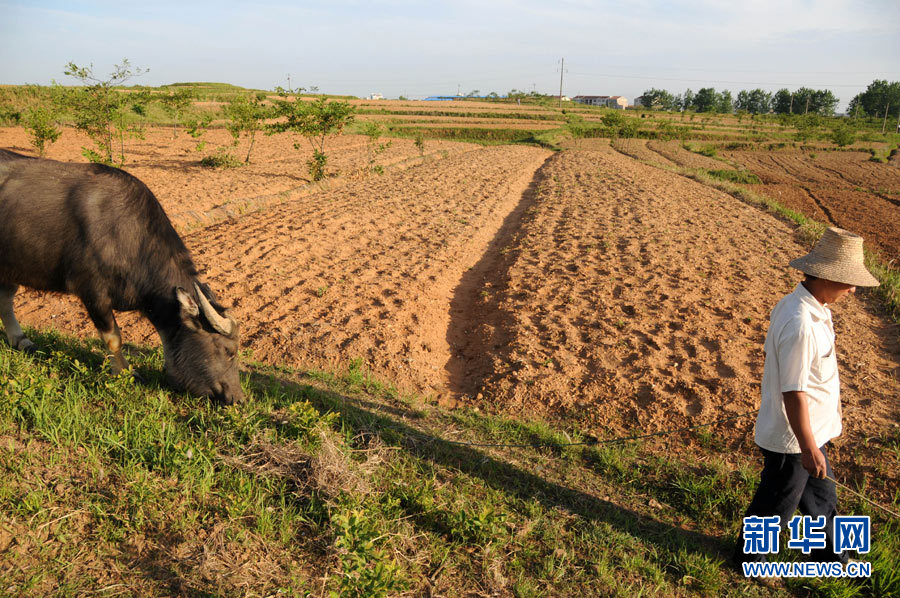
[572,95,628,109]
[367,93,384,100]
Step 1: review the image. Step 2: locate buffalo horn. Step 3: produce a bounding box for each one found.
[194,283,234,336]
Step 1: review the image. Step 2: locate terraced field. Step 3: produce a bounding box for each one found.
[723,149,900,261]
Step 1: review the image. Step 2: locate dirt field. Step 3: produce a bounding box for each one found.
[723,150,900,261]
[647,140,729,170]
[1,126,898,493]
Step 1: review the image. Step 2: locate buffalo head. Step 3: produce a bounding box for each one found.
[164,283,243,404]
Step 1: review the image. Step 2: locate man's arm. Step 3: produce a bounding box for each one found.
[783,390,827,478]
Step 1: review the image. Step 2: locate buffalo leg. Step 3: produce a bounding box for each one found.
[82,301,130,375]
[0,285,35,352]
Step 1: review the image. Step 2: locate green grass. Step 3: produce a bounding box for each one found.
[705,169,762,185]
[0,330,897,596]
[356,108,564,122]
[384,125,563,149]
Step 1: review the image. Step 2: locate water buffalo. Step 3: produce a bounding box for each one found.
[0,149,243,404]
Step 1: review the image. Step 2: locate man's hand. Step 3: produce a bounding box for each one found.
[783,390,828,478]
[801,446,827,479]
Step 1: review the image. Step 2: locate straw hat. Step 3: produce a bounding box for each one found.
[789,227,879,287]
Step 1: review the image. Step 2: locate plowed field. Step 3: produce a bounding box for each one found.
[723,150,900,260]
[2,127,898,491]
[647,140,729,170]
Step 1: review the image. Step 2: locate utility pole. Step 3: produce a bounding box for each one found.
[882,102,891,134]
[804,96,810,115]
[287,73,291,91]
[789,92,794,114]
[558,58,565,109]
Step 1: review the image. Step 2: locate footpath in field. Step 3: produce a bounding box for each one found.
[457,143,899,488]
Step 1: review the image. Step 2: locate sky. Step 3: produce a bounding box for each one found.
[2,0,898,111]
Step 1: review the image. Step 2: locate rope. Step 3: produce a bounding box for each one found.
[440,411,755,449]
[827,476,900,520]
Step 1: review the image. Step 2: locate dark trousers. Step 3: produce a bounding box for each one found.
[734,445,847,564]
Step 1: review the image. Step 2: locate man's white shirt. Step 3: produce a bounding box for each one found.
[755,282,842,454]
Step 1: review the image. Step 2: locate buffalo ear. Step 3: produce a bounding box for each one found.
[175,287,200,319]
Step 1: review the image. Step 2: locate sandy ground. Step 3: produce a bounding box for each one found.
[2,126,898,493]
[0,127,478,224]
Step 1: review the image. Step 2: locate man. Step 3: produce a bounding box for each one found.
[734,227,879,568]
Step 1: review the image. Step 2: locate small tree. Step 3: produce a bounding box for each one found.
[23,104,61,156]
[62,59,148,165]
[414,131,425,156]
[224,92,270,164]
[159,87,196,138]
[269,90,355,181]
[361,121,391,174]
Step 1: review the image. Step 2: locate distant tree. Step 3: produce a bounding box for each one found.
[639,88,677,110]
[681,88,695,112]
[692,87,719,112]
[61,58,148,165]
[269,90,355,181]
[772,88,793,114]
[465,89,480,98]
[772,88,837,116]
[159,87,196,138]
[792,87,838,116]
[736,89,772,114]
[224,92,270,163]
[849,80,900,118]
[717,90,734,114]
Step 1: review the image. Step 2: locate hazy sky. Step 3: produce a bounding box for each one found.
[2,0,898,110]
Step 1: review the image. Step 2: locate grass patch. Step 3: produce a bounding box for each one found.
[705,169,762,185]
[385,125,563,149]
[199,150,244,169]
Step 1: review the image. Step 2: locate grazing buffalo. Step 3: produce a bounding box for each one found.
[0,149,243,404]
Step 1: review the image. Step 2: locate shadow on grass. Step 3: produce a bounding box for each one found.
[245,369,733,567]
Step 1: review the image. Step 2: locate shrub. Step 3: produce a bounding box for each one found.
[200,151,243,169]
[829,124,856,147]
[23,105,61,156]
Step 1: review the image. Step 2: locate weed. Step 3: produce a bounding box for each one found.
[705,169,761,184]
[200,150,243,169]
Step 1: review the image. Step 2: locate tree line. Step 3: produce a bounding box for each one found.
[638,87,840,115]
[638,80,900,118]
